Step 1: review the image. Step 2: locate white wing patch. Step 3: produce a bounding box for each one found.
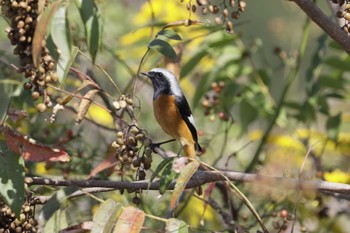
[188,114,196,128]
[151,68,183,97]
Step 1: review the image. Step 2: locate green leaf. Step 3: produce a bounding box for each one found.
[150,157,174,184]
[44,208,68,233]
[324,93,344,99]
[60,46,79,84]
[148,39,177,61]
[317,95,329,115]
[328,40,344,51]
[0,86,11,124]
[208,35,237,48]
[157,30,182,40]
[0,141,25,217]
[305,33,327,84]
[297,100,315,122]
[75,0,102,62]
[170,160,199,209]
[92,199,121,233]
[257,69,270,86]
[165,218,188,233]
[319,75,344,90]
[50,5,73,82]
[239,98,258,132]
[325,56,350,71]
[159,162,176,194]
[180,50,208,78]
[32,0,62,67]
[39,187,78,222]
[326,113,341,142]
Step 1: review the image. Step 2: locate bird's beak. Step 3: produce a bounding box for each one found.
[140,72,150,78]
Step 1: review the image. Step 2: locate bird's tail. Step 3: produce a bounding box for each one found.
[195,142,202,154]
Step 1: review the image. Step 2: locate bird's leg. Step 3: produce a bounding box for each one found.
[176,144,184,158]
[151,139,176,150]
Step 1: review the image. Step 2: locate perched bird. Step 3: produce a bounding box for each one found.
[141,68,202,158]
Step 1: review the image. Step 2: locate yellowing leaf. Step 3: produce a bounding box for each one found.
[324,169,350,184]
[87,103,114,127]
[114,206,145,233]
[166,218,188,233]
[170,160,199,209]
[92,199,121,233]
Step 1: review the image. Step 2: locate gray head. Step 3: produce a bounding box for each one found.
[141,68,183,98]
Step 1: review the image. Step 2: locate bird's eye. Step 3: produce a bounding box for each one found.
[157,72,163,78]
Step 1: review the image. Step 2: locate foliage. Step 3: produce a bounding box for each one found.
[0,0,350,232]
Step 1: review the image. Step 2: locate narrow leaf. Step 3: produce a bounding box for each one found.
[92,199,121,233]
[113,206,145,233]
[32,0,62,67]
[326,113,341,142]
[39,187,78,222]
[75,89,99,124]
[239,98,258,132]
[325,56,350,71]
[180,50,208,78]
[159,163,176,194]
[0,141,25,217]
[150,157,174,183]
[148,39,177,61]
[50,5,73,82]
[170,160,199,209]
[157,30,182,40]
[165,218,188,233]
[75,0,102,62]
[44,208,68,233]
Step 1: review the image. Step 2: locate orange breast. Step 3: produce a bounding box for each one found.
[153,95,195,149]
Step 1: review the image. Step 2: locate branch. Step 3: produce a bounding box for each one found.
[292,0,350,53]
[27,170,350,196]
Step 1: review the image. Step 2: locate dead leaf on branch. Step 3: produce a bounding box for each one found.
[88,146,117,179]
[75,89,99,124]
[2,126,70,162]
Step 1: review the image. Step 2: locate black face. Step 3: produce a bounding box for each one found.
[142,71,171,98]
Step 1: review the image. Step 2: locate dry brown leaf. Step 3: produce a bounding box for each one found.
[3,127,70,162]
[32,0,62,67]
[75,89,99,124]
[88,146,117,179]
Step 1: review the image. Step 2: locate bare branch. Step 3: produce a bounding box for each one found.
[27,170,350,196]
[292,0,350,53]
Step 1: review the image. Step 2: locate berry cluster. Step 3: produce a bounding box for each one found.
[0,197,38,233]
[112,125,153,182]
[1,0,59,112]
[112,95,134,110]
[181,0,247,33]
[201,81,230,121]
[334,1,350,33]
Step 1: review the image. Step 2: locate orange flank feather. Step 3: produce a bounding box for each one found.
[153,95,196,158]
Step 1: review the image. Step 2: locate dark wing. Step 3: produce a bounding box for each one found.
[175,95,202,153]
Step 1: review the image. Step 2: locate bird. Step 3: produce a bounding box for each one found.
[141,68,202,158]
